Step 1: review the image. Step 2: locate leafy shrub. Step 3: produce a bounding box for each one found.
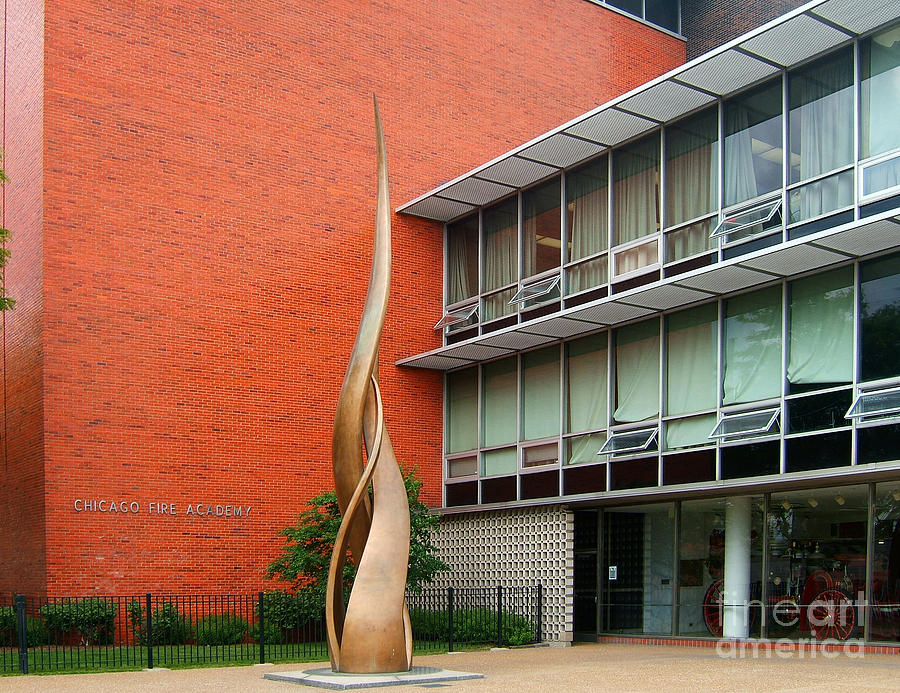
[39,599,117,645]
[0,605,14,632]
[195,613,249,646]
[250,619,284,645]
[409,607,535,646]
[127,601,192,645]
[258,590,322,630]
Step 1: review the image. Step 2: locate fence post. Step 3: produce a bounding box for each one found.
[447,587,454,653]
[536,584,543,643]
[258,592,265,664]
[496,585,503,647]
[145,593,153,670]
[15,594,27,674]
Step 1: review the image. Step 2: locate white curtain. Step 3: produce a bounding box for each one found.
[614,319,660,423]
[787,267,853,385]
[724,104,759,208]
[613,136,659,246]
[793,53,854,218]
[447,230,473,305]
[567,161,609,292]
[723,286,782,405]
[483,206,517,292]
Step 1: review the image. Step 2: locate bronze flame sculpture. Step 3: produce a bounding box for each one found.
[325,96,413,674]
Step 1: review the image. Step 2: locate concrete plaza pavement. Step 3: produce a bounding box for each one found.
[3,643,900,692]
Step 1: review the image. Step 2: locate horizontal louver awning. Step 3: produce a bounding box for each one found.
[397,0,895,223]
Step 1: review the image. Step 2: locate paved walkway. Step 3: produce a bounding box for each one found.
[4,643,900,692]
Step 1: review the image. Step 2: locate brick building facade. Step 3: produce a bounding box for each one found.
[0,0,685,595]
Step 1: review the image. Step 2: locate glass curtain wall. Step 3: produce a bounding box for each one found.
[724,80,783,208]
[482,199,518,321]
[723,286,782,405]
[566,334,608,462]
[566,156,609,294]
[860,253,900,383]
[614,319,660,424]
[521,347,560,442]
[664,108,718,261]
[872,481,900,642]
[788,48,854,224]
[446,215,479,306]
[601,503,675,635]
[613,134,660,275]
[861,26,900,195]
[678,496,764,637]
[522,179,562,280]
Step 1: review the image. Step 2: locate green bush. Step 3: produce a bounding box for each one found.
[0,605,14,632]
[195,613,249,646]
[409,607,535,647]
[39,599,117,645]
[257,590,323,630]
[250,619,284,645]
[127,601,192,645]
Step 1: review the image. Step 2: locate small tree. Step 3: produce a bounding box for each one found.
[265,468,449,609]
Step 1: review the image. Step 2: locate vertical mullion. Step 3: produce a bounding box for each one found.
[715,297,724,481]
[852,259,860,465]
[716,97,724,263]
[781,68,789,243]
[780,279,788,475]
[658,316,665,486]
[864,482,875,643]
[559,341,565,497]
[853,35,861,218]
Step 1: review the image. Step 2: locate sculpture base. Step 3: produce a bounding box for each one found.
[264,665,484,689]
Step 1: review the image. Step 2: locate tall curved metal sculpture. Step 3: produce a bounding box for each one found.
[325,96,412,674]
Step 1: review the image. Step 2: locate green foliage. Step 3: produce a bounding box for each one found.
[0,155,14,312]
[39,599,117,645]
[127,600,192,645]
[408,607,535,647]
[194,613,249,646]
[265,468,449,612]
[258,590,322,629]
[250,618,284,645]
[0,605,13,632]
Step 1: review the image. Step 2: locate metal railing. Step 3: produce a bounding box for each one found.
[1,585,542,674]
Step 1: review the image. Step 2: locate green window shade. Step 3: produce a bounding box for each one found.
[567,334,608,433]
[446,368,478,453]
[788,267,853,385]
[665,414,717,450]
[666,304,717,416]
[614,319,660,423]
[482,447,517,476]
[723,286,782,405]
[482,358,517,447]
[522,347,560,441]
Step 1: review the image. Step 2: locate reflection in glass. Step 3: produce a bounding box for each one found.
[767,486,867,642]
[788,171,854,224]
[860,253,900,382]
[723,286,782,405]
[678,497,763,637]
[602,504,674,635]
[724,80,782,207]
[523,178,561,279]
[788,266,853,387]
[861,26,900,160]
[447,214,479,305]
[873,481,900,643]
[482,199,517,292]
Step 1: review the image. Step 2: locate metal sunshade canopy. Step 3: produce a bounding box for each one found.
[396,0,898,223]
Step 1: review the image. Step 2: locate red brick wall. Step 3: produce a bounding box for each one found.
[18,0,684,595]
[0,0,46,596]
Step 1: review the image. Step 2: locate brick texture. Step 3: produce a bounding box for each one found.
[1,0,684,595]
[682,0,809,59]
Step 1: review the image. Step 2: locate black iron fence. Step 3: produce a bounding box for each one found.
[0,585,541,674]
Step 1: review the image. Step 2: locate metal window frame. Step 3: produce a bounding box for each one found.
[597,426,659,456]
[433,303,479,330]
[845,385,900,421]
[509,275,561,305]
[709,406,781,440]
[710,197,783,239]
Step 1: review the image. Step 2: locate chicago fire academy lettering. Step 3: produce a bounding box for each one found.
[73,499,250,518]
